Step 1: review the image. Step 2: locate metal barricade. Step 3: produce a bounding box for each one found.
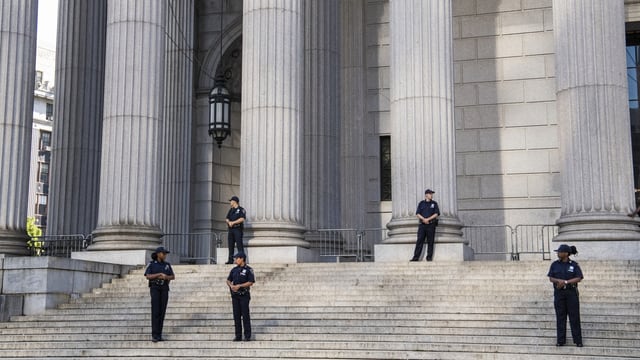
[462,225,514,260]
[28,234,89,257]
[463,224,559,261]
[309,228,386,262]
[161,232,221,264]
[513,224,558,261]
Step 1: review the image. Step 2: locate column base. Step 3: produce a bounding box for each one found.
[217,246,318,264]
[89,225,162,251]
[244,222,310,247]
[0,230,29,256]
[375,242,473,262]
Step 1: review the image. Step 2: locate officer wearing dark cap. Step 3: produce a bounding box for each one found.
[225,196,246,264]
[547,244,583,347]
[144,246,175,342]
[411,189,440,261]
[226,252,255,341]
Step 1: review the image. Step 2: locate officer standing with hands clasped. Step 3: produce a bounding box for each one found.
[144,247,175,342]
[225,196,246,264]
[226,252,255,341]
[547,244,583,347]
[411,189,440,262]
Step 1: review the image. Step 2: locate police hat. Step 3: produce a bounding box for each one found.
[425,189,435,194]
[229,196,240,203]
[154,246,170,254]
[233,252,246,259]
[554,244,572,253]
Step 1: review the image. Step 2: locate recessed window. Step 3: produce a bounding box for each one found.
[380,136,392,201]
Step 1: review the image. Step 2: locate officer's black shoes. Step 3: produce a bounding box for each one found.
[225,261,234,265]
[576,343,583,347]
[244,336,252,341]
[152,338,159,343]
[233,337,242,341]
[409,258,419,262]
[426,257,433,262]
[555,343,565,347]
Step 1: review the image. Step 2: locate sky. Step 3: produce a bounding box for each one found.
[37,0,59,50]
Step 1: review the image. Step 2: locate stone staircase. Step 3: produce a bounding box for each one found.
[0,261,638,359]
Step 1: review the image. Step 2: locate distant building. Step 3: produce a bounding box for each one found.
[27,47,55,232]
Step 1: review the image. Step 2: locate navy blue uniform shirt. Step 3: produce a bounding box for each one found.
[547,259,583,288]
[144,260,175,290]
[226,206,246,228]
[227,265,255,294]
[416,200,440,222]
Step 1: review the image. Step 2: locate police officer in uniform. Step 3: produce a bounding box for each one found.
[226,252,255,341]
[547,244,583,347]
[225,196,246,264]
[144,246,175,342]
[411,189,440,261]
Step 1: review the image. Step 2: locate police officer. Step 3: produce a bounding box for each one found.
[225,196,246,264]
[411,189,440,261]
[547,244,583,347]
[144,246,175,342]
[226,252,255,341]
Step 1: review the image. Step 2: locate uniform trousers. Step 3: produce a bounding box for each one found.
[413,224,436,260]
[232,294,251,339]
[228,228,244,262]
[554,288,582,344]
[150,286,169,339]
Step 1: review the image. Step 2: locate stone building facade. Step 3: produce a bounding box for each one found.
[1,0,639,263]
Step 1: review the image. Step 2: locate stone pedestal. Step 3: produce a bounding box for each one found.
[382,0,467,260]
[0,0,38,255]
[240,0,309,256]
[375,242,473,262]
[552,0,640,257]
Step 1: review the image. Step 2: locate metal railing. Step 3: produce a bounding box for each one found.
[28,234,91,257]
[308,228,387,262]
[462,224,558,261]
[161,232,223,264]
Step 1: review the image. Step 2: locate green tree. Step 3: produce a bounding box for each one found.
[26,217,43,255]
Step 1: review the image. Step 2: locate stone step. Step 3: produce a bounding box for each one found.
[1,324,637,341]
[0,332,638,347]
[0,341,636,359]
[1,319,637,333]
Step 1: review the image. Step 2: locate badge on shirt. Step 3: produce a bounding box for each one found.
[568,265,574,273]
[430,204,435,208]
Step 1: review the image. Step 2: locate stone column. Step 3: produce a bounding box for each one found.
[87,0,166,259]
[0,0,38,255]
[159,0,193,237]
[378,0,468,261]
[340,0,367,230]
[241,0,313,262]
[553,0,640,259]
[304,0,341,234]
[48,0,106,236]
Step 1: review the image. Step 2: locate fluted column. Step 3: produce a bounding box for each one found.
[159,0,193,237]
[553,0,640,258]
[241,0,308,247]
[90,0,166,251]
[304,0,340,233]
[340,0,366,230]
[48,0,106,236]
[0,0,38,255]
[385,0,464,246]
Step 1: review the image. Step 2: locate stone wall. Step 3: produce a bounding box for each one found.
[0,256,130,318]
[452,0,560,227]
